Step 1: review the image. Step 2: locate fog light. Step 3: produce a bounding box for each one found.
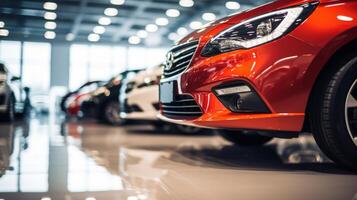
[213,81,270,113]
[215,85,251,96]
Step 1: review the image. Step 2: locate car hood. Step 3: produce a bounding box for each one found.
[178,0,320,44]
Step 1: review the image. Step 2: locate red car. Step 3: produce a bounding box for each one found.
[159,0,357,169]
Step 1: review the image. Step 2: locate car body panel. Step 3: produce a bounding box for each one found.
[159,0,357,132]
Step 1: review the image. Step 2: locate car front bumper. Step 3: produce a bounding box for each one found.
[159,34,319,133]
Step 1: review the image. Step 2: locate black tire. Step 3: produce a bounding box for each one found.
[103,101,122,125]
[219,130,273,146]
[1,96,15,122]
[311,54,357,170]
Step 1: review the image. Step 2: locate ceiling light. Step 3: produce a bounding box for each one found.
[66,33,75,41]
[93,26,106,34]
[225,1,240,10]
[202,12,216,21]
[104,8,118,16]
[44,21,56,29]
[168,33,179,41]
[88,33,100,42]
[155,17,169,26]
[179,0,194,7]
[189,21,202,29]
[145,24,158,32]
[137,30,148,38]
[0,29,9,37]
[166,9,180,18]
[177,27,188,35]
[0,21,4,28]
[110,0,125,5]
[44,31,56,39]
[44,12,57,20]
[98,17,111,25]
[43,2,57,10]
[128,36,141,45]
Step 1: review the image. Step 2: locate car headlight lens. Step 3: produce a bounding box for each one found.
[201,2,318,57]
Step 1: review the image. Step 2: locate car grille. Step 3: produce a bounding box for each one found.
[163,41,199,78]
[162,94,203,119]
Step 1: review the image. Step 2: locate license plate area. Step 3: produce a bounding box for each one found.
[160,81,176,104]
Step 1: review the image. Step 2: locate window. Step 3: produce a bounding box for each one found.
[0,41,21,76]
[23,42,51,94]
[69,44,168,91]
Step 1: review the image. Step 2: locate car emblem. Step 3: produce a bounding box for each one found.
[165,52,175,71]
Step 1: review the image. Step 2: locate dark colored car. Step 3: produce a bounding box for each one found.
[81,70,141,125]
[159,0,357,169]
[0,63,31,121]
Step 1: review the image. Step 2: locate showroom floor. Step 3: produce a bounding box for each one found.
[0,116,356,200]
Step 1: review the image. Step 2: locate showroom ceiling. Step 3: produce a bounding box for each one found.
[0,0,271,46]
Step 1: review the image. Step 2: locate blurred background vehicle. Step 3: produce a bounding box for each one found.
[121,64,204,134]
[60,80,104,114]
[81,70,141,125]
[0,63,31,121]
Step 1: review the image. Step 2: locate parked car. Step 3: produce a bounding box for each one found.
[159,0,357,169]
[122,64,203,134]
[81,70,141,125]
[0,63,31,121]
[60,80,104,113]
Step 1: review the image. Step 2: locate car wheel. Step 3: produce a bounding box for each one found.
[219,130,273,146]
[311,55,357,170]
[103,101,122,125]
[1,96,15,122]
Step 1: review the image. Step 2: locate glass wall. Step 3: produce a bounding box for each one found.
[23,42,51,94]
[69,44,167,91]
[0,41,51,95]
[0,41,22,76]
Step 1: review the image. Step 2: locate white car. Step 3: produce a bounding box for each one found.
[122,65,162,121]
[122,65,203,134]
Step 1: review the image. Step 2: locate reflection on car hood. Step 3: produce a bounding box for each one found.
[178,0,316,44]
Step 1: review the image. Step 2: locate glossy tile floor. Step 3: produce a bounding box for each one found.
[0,115,357,200]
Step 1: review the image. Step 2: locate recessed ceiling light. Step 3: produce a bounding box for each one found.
[155,17,169,26]
[110,0,125,5]
[43,2,57,10]
[137,30,148,38]
[177,27,188,36]
[189,21,202,30]
[98,17,111,25]
[88,33,100,42]
[93,26,106,34]
[66,33,75,41]
[0,29,9,37]
[44,31,56,39]
[104,8,118,16]
[202,12,216,21]
[44,21,56,29]
[0,21,4,28]
[44,12,57,20]
[179,0,194,7]
[168,33,179,41]
[128,36,141,45]
[225,1,240,10]
[145,24,158,32]
[166,9,180,18]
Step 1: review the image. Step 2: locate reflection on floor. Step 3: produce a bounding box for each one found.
[0,116,356,200]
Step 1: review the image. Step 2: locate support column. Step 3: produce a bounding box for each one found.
[50,43,70,88]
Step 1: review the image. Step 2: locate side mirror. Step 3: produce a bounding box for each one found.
[11,76,21,82]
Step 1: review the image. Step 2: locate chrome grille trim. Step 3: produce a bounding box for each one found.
[163,41,199,78]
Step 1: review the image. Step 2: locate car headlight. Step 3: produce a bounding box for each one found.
[201,2,318,57]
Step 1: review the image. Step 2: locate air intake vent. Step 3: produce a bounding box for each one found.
[162,94,203,119]
[163,41,199,78]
